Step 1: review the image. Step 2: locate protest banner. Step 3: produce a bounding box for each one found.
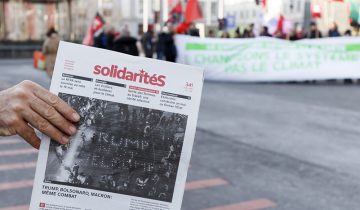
[176,35,360,82]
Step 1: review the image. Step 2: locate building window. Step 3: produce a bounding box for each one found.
[297,0,301,12]
[0,0,99,42]
[2,1,59,41]
[211,2,217,17]
[139,0,143,15]
[286,3,290,14]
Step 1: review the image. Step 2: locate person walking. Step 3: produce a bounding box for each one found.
[247,23,256,38]
[93,31,107,49]
[188,23,200,37]
[289,25,306,41]
[164,26,177,62]
[42,28,60,78]
[156,32,167,60]
[105,26,116,50]
[221,31,231,38]
[260,26,272,37]
[208,29,216,38]
[344,29,352,36]
[328,22,341,37]
[234,28,242,38]
[308,22,322,39]
[141,26,155,58]
[354,26,359,36]
[113,31,139,56]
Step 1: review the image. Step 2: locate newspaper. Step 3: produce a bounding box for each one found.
[29,41,204,210]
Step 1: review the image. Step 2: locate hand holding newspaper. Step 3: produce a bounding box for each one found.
[30,42,204,210]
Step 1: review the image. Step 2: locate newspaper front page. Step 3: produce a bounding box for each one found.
[30,41,204,210]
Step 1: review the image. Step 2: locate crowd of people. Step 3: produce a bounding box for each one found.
[211,22,359,40]
[45,93,188,202]
[89,21,360,62]
[92,24,177,63]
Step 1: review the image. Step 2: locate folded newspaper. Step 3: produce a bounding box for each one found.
[30,41,204,210]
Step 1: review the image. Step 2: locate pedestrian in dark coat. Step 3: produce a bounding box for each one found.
[259,26,272,37]
[308,22,322,39]
[328,22,341,37]
[141,27,155,58]
[188,23,200,37]
[113,32,139,56]
[93,31,107,49]
[156,32,167,60]
[164,32,177,62]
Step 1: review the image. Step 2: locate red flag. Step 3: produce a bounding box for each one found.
[276,15,284,32]
[176,0,202,34]
[91,13,105,34]
[82,26,94,46]
[185,0,203,23]
[82,13,105,46]
[176,22,191,34]
[311,3,322,18]
[170,1,182,14]
[261,0,267,8]
[168,1,183,24]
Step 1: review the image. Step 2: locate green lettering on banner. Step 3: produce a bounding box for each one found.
[328,52,359,62]
[225,64,247,74]
[180,37,360,81]
[346,44,360,52]
[186,43,250,51]
[273,60,321,71]
[186,43,207,51]
[193,55,232,64]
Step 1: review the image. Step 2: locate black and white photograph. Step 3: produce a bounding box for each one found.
[44,92,188,202]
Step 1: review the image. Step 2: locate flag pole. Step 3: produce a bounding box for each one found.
[218,0,224,19]
[143,0,149,33]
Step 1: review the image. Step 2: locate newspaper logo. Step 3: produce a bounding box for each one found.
[93,65,166,87]
[39,202,46,208]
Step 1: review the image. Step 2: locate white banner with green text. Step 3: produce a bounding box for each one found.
[175,35,360,82]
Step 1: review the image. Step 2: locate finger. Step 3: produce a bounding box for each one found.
[22,108,69,145]
[16,121,41,149]
[32,86,80,122]
[30,96,77,136]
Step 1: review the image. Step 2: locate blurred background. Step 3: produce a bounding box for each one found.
[0,0,359,56]
[1,0,360,210]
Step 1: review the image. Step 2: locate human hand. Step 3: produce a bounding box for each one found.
[0,80,80,149]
